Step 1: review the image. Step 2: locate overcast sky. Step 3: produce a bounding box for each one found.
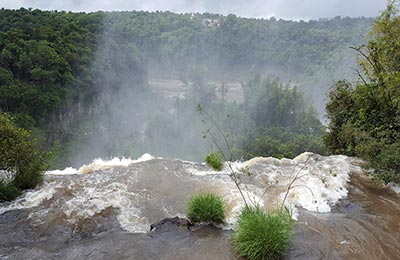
[0,0,387,20]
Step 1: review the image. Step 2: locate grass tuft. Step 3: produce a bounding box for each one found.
[233,206,293,260]
[186,192,225,224]
[205,151,223,171]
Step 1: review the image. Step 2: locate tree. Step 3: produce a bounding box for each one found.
[0,113,49,201]
[325,1,400,184]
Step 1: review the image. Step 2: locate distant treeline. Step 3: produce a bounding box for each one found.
[0,8,372,167]
[105,10,372,79]
[0,8,372,130]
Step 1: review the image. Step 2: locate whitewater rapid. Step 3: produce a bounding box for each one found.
[0,152,362,232]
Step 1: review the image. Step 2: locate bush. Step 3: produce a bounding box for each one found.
[0,180,22,201]
[233,206,293,260]
[186,192,225,224]
[0,114,49,201]
[205,151,223,171]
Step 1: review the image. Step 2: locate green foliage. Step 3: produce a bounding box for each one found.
[205,151,223,171]
[0,9,104,125]
[0,8,369,166]
[0,180,22,202]
[233,206,293,260]
[0,113,49,201]
[239,75,326,159]
[325,1,400,183]
[241,127,326,160]
[186,192,225,224]
[0,9,371,130]
[0,9,146,152]
[112,11,371,79]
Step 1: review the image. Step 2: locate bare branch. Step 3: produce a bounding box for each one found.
[349,46,380,79]
[198,105,249,207]
[281,154,311,210]
[351,67,368,85]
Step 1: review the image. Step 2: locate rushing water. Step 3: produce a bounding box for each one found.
[0,153,399,259]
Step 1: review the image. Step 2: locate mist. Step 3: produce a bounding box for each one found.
[41,7,374,166]
[2,0,386,20]
[63,14,210,166]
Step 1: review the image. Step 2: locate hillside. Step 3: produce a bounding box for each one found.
[0,8,373,165]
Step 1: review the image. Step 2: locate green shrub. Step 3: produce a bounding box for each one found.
[186,192,225,224]
[12,164,44,191]
[0,114,49,201]
[0,180,22,202]
[205,152,223,171]
[233,206,293,260]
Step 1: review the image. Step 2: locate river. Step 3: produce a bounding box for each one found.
[0,153,399,259]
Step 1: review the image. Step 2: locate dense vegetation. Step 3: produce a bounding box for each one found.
[0,8,373,167]
[325,1,400,184]
[0,9,103,129]
[0,114,48,201]
[103,11,371,77]
[0,8,146,146]
[0,7,371,121]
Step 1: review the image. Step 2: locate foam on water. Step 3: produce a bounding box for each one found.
[388,183,400,193]
[0,153,362,233]
[185,153,361,222]
[0,153,155,231]
[62,181,149,232]
[0,183,56,215]
[250,153,357,216]
[46,153,154,175]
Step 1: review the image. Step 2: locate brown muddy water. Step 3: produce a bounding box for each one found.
[0,153,399,260]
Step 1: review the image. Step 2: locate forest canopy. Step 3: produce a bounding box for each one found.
[0,8,372,133]
[0,7,374,168]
